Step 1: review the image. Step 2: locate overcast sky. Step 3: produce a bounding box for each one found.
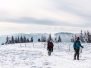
[0,0,91,35]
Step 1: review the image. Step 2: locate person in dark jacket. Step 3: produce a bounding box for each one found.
[73,37,83,60]
[47,40,54,52]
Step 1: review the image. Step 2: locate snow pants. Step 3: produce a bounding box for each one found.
[74,49,80,60]
[47,46,53,52]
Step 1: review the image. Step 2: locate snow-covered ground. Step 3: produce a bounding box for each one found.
[0,42,91,68]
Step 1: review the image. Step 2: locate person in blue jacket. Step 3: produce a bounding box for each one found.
[73,37,83,60]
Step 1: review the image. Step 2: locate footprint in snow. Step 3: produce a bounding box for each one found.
[43,62,51,66]
[31,66,42,68]
[31,66,37,68]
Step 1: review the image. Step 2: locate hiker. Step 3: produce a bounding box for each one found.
[73,37,84,60]
[47,40,54,52]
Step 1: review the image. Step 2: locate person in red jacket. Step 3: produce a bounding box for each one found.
[47,40,54,52]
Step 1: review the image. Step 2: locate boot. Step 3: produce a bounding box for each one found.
[77,54,79,60]
[77,58,79,60]
[74,54,76,60]
[74,57,76,60]
[77,56,79,60]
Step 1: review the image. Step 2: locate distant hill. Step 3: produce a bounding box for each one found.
[55,32,73,42]
[0,32,79,44]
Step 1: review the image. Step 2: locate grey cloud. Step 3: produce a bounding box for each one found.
[54,0,91,25]
[0,17,58,25]
[6,17,57,25]
[0,17,89,27]
[0,16,72,26]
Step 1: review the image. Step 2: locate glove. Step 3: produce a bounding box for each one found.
[47,47,48,50]
[81,46,84,48]
[74,48,75,50]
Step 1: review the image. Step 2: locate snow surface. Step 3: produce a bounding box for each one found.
[0,42,91,68]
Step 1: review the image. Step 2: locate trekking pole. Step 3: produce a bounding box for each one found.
[69,44,70,51]
[79,47,83,58]
[81,47,82,53]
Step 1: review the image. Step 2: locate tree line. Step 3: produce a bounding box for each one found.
[71,30,91,43]
[4,34,62,45]
[5,36,33,44]
[38,34,62,42]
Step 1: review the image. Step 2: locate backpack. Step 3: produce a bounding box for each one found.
[74,41,80,50]
[48,42,53,47]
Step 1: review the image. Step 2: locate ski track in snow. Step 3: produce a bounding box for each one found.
[0,42,91,68]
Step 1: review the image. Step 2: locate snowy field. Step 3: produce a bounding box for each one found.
[0,42,91,68]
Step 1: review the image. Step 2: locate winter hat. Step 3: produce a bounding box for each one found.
[77,37,80,40]
[50,40,52,42]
